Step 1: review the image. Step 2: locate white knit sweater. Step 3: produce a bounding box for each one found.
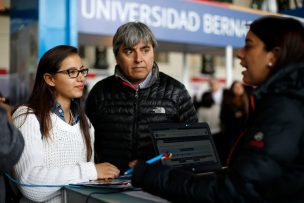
[12,106,97,203]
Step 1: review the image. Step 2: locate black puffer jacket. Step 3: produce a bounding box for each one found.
[86,64,198,171]
[132,64,304,203]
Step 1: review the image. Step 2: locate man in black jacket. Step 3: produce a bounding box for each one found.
[85,21,198,172]
[0,105,24,203]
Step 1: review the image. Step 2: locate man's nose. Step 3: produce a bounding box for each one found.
[134,51,143,63]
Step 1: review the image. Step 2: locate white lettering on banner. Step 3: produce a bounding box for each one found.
[80,0,250,37]
[203,14,250,38]
[81,0,200,32]
[81,0,95,19]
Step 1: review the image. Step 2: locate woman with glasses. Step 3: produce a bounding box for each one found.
[12,45,120,203]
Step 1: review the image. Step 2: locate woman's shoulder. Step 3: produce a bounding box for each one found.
[263,94,302,109]
[13,105,33,116]
[258,94,304,123]
[12,106,36,126]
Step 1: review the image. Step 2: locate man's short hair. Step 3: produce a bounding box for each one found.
[112,21,158,57]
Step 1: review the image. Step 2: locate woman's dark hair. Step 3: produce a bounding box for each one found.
[249,15,304,69]
[15,45,92,161]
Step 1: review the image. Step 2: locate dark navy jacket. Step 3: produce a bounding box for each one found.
[132,64,304,203]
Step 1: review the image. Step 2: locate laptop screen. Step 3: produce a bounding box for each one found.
[150,122,221,174]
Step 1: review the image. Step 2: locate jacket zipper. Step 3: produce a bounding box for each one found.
[132,89,139,158]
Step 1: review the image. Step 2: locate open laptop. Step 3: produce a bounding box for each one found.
[149,122,221,174]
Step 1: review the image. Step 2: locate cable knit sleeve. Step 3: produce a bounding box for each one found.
[12,106,97,202]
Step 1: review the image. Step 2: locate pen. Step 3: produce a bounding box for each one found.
[124,153,166,175]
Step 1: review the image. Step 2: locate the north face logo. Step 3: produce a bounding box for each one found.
[152,107,165,113]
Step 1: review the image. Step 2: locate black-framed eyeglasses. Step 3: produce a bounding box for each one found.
[56,68,89,78]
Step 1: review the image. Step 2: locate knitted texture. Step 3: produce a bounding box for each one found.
[12,106,97,203]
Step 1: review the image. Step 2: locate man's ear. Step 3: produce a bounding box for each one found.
[43,73,55,86]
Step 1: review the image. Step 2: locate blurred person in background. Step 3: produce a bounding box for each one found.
[131,15,304,203]
[219,80,249,165]
[12,45,119,203]
[197,77,223,135]
[200,77,223,107]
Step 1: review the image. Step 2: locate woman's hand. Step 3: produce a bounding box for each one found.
[95,162,120,179]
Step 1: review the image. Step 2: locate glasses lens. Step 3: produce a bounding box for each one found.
[64,68,88,78]
[81,69,89,77]
[67,69,78,78]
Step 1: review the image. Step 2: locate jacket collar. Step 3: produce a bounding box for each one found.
[114,62,160,90]
[253,63,304,101]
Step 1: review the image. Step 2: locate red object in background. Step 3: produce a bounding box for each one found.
[87,71,96,78]
[191,76,209,83]
[191,76,226,84]
[0,69,8,75]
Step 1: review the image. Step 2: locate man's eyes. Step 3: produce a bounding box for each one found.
[143,48,150,53]
[124,48,150,55]
[123,49,133,55]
